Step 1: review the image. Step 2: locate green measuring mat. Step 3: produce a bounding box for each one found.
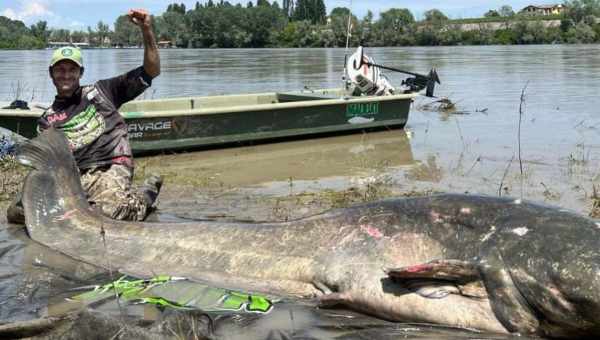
[69,275,275,314]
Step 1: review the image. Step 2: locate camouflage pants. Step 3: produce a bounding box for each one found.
[81,164,158,221]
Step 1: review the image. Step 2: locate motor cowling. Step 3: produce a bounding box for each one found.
[346,47,395,96]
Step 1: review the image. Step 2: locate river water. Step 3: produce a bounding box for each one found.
[1,45,600,339]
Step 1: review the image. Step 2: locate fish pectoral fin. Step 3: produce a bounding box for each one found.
[317,291,352,308]
[312,280,333,295]
[403,279,457,299]
[385,259,488,299]
[385,259,479,282]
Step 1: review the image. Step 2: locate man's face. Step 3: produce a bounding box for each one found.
[50,60,81,97]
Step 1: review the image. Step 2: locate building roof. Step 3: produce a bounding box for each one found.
[524,4,564,9]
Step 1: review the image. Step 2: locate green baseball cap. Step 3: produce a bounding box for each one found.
[49,46,83,67]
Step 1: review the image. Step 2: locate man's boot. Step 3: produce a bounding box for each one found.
[139,174,163,219]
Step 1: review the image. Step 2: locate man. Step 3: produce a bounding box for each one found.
[7,8,161,223]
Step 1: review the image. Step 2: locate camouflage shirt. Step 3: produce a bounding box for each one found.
[38,66,152,170]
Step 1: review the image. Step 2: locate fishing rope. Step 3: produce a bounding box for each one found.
[342,0,353,90]
[99,220,125,319]
[344,0,353,52]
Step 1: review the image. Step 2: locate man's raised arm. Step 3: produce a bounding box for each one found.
[128,8,160,78]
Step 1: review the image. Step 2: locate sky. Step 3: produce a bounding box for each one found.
[1,0,549,30]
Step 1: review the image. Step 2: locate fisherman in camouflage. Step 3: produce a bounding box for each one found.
[7,8,162,223]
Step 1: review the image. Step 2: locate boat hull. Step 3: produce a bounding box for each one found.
[0,89,416,155]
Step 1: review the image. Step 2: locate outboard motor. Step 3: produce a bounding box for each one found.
[402,69,441,98]
[346,47,395,96]
[346,46,441,97]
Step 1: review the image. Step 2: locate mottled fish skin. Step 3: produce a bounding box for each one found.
[17,128,600,338]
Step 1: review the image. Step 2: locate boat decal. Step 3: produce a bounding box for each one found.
[128,120,173,139]
[346,102,379,119]
[348,117,375,124]
[172,117,190,135]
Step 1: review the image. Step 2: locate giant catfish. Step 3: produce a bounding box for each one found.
[15,128,600,338]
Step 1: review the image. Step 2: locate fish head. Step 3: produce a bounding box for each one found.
[501,217,600,337]
[417,194,600,336]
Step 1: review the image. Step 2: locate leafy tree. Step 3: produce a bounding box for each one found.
[564,0,600,23]
[96,21,110,46]
[87,26,96,45]
[274,20,316,46]
[70,30,86,43]
[276,21,299,46]
[330,7,350,18]
[243,2,287,46]
[0,16,45,48]
[423,9,448,26]
[30,21,49,44]
[462,27,495,45]
[18,34,44,49]
[327,7,359,46]
[565,21,597,43]
[113,15,141,46]
[494,29,518,44]
[484,10,500,17]
[360,10,374,44]
[158,10,188,47]
[514,20,546,44]
[292,0,326,24]
[49,29,71,42]
[379,8,414,30]
[415,25,440,45]
[371,8,415,46]
[282,0,294,17]
[499,5,515,17]
[167,3,187,14]
[438,23,463,45]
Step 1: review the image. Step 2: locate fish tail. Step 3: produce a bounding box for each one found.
[17,128,89,231]
[17,128,74,171]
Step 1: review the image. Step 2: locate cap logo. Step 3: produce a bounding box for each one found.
[62,48,73,57]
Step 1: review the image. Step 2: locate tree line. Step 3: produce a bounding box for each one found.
[1,0,600,49]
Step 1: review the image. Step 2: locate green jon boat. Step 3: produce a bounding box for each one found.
[0,88,417,155]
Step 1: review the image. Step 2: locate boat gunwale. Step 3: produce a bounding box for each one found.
[121,91,418,118]
[0,91,418,119]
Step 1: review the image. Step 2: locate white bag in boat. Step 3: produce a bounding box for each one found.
[346,47,395,96]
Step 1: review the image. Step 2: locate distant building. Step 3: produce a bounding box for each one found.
[520,4,565,16]
[158,40,173,48]
[47,41,91,49]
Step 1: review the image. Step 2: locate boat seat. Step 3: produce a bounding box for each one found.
[276,92,337,103]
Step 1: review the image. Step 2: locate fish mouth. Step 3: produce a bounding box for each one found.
[508,267,600,337]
